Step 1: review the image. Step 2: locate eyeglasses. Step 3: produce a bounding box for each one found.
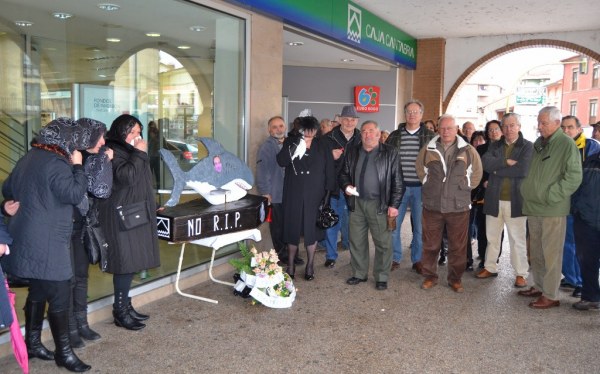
[488,128,501,132]
[405,110,422,115]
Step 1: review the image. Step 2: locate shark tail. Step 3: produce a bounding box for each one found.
[159,149,187,206]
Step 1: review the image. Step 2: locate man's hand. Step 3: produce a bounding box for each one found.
[4,200,20,216]
[387,207,399,217]
[332,148,344,160]
[263,194,272,205]
[0,243,8,256]
[506,159,517,166]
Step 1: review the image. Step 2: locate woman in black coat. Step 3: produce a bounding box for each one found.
[277,116,335,280]
[68,118,113,348]
[2,118,91,372]
[97,114,160,331]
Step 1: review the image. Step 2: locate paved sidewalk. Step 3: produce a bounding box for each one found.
[2,226,600,373]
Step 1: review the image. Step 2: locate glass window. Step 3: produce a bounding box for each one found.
[571,68,578,91]
[570,101,577,116]
[593,64,599,88]
[590,100,598,124]
[0,0,247,305]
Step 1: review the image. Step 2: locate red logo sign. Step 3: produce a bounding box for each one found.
[354,86,380,113]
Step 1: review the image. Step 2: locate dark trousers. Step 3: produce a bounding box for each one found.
[269,203,286,259]
[28,279,71,313]
[422,209,469,283]
[71,226,90,312]
[574,215,600,302]
[474,204,487,261]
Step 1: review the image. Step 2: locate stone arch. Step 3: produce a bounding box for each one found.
[443,39,600,112]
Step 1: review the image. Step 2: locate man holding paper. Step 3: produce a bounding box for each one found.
[339,120,404,290]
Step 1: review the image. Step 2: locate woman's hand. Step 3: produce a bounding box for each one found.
[0,243,8,256]
[71,150,83,165]
[134,138,148,152]
[3,200,20,216]
[105,148,114,160]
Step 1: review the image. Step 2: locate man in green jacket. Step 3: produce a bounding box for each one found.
[519,106,582,309]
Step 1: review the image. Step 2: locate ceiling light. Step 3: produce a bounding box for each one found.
[287,41,304,47]
[341,58,355,62]
[15,21,33,27]
[98,3,120,11]
[53,12,73,20]
[189,25,206,32]
[98,74,107,78]
[177,45,191,50]
[106,38,121,43]
[146,32,160,37]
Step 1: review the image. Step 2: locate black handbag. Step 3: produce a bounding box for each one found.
[116,201,150,231]
[317,191,339,229]
[83,203,108,271]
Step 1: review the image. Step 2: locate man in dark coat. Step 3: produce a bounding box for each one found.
[339,120,404,291]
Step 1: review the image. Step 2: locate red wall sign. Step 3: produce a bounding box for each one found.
[354,86,380,113]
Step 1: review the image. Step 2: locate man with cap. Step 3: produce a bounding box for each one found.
[386,99,435,274]
[323,105,362,268]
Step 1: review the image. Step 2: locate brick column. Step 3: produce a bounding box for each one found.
[413,38,445,121]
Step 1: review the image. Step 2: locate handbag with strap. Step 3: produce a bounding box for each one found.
[316,191,339,229]
[116,200,150,231]
[83,201,109,271]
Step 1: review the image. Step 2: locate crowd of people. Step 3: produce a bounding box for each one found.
[1,115,160,372]
[257,101,600,307]
[1,100,599,372]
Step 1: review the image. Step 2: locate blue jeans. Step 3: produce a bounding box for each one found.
[392,186,422,263]
[325,193,349,261]
[562,214,582,286]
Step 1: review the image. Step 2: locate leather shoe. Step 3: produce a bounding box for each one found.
[517,287,542,297]
[421,278,437,290]
[390,261,400,271]
[438,255,446,265]
[560,279,576,289]
[304,273,314,281]
[514,276,527,288]
[375,282,387,290]
[412,262,423,274]
[324,259,336,268]
[448,281,464,293]
[475,269,498,279]
[346,277,367,285]
[572,300,600,311]
[572,287,582,298]
[529,295,560,309]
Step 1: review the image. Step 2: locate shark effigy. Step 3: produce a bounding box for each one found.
[160,138,254,206]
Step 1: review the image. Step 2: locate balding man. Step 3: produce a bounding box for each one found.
[558,115,600,297]
[416,114,482,293]
[519,106,582,309]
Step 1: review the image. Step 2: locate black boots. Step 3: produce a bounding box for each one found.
[75,311,101,341]
[113,292,145,330]
[127,297,149,321]
[68,312,85,348]
[48,310,91,372]
[24,300,55,361]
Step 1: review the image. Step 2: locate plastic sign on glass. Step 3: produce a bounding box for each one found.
[354,85,380,113]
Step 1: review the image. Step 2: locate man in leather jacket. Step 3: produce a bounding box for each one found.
[339,120,404,290]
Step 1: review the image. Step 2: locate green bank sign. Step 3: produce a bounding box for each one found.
[229,0,417,69]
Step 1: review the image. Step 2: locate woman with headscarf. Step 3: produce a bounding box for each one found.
[2,118,91,372]
[97,114,160,331]
[277,116,335,280]
[67,118,113,348]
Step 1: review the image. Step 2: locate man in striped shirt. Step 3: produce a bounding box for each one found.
[386,99,435,274]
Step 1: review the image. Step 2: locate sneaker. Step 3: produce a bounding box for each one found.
[573,300,600,311]
[324,259,336,268]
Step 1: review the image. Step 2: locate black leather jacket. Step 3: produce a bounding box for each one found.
[338,142,405,214]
